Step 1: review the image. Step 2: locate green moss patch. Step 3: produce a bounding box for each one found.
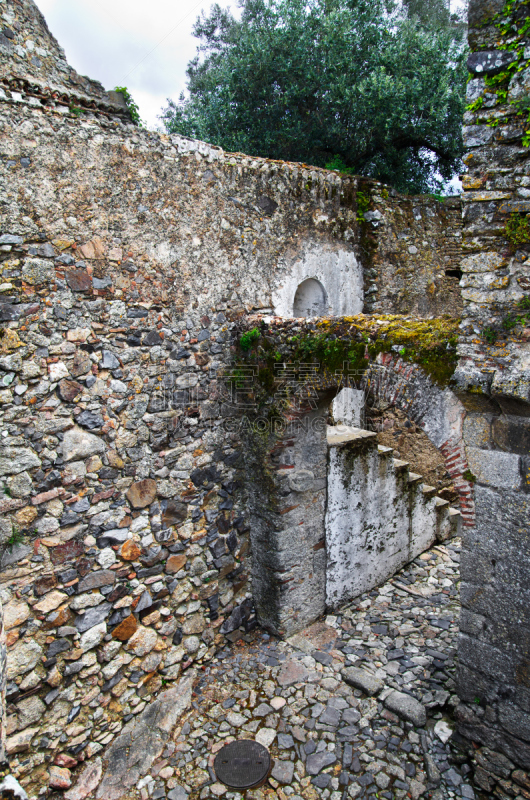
[233,315,460,410]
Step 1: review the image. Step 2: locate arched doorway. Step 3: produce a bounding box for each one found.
[242,354,473,636]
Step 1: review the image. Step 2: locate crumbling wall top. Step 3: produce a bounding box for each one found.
[0,0,132,121]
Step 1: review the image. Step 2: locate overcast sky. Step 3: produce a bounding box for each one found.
[36,0,237,128]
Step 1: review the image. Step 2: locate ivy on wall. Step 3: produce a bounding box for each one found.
[467,0,530,139]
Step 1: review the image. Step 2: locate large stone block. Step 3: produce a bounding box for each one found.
[21,258,55,285]
[467,446,521,489]
[96,674,194,799]
[463,413,494,448]
[468,0,505,28]
[500,701,530,744]
[492,416,530,456]
[0,448,41,476]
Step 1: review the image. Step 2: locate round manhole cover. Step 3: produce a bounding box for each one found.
[214,740,271,789]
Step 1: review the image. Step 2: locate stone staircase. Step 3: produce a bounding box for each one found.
[325,426,461,608]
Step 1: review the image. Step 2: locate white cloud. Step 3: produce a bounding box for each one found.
[36,0,235,128]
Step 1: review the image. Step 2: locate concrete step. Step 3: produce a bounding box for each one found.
[448,506,462,539]
[327,425,377,449]
[435,504,462,542]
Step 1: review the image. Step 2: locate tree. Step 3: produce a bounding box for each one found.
[403,0,468,36]
[161,0,468,194]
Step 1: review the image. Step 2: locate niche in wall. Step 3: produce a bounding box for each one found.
[293,278,327,318]
[272,244,363,318]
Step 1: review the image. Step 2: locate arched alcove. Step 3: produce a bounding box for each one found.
[293,278,327,318]
[272,244,363,318]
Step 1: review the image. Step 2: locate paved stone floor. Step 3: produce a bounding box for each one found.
[111,537,480,800]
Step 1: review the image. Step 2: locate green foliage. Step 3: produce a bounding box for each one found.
[502,312,518,330]
[426,192,446,201]
[356,190,371,222]
[465,97,484,112]
[482,326,497,344]
[325,154,355,174]
[69,105,86,118]
[479,0,530,145]
[240,328,261,351]
[502,297,530,330]
[403,0,468,31]
[293,333,368,373]
[463,469,477,483]
[114,86,142,126]
[6,527,24,551]
[161,0,468,194]
[504,213,530,248]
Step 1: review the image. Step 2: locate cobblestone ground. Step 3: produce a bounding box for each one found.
[134,538,479,800]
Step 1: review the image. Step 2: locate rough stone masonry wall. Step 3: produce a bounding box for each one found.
[0,81,453,797]
[359,190,464,318]
[0,0,131,121]
[455,0,530,791]
[0,0,469,792]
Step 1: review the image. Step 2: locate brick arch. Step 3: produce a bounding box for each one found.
[243,349,475,637]
[363,353,475,527]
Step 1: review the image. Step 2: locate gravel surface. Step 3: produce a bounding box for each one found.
[131,538,481,800]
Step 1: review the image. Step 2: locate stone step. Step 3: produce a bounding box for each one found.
[422,484,437,499]
[434,496,450,508]
[377,445,393,455]
[407,471,422,485]
[327,425,377,449]
[436,504,462,542]
[392,458,410,473]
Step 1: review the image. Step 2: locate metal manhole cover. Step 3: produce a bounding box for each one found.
[214,740,271,789]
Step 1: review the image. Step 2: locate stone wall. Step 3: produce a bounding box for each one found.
[0,599,5,768]
[358,189,464,318]
[0,305,257,793]
[0,0,131,122]
[244,402,330,637]
[0,0,472,792]
[455,0,530,786]
[0,48,463,800]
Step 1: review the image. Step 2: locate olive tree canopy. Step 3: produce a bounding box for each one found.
[161,0,468,194]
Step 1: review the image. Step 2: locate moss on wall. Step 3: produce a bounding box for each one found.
[233,315,460,411]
